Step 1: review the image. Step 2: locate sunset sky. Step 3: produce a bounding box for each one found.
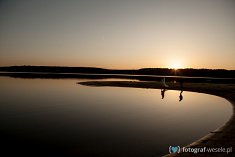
[0,0,235,69]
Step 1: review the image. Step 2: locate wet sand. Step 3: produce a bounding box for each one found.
[79,81,235,157]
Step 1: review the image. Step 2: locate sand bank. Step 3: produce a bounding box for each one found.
[79,81,235,157]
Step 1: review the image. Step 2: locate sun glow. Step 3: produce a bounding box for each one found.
[169,61,183,70]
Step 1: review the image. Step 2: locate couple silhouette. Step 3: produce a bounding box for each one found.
[160,78,184,101]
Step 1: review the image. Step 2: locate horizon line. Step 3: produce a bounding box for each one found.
[0,65,234,71]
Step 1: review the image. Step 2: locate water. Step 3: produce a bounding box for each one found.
[0,77,232,157]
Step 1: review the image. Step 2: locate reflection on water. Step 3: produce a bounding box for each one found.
[160,88,183,102]
[0,77,233,157]
[179,91,183,101]
[161,88,166,99]
[161,79,184,101]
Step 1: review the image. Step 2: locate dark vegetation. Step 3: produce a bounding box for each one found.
[0,66,234,78]
[0,66,234,83]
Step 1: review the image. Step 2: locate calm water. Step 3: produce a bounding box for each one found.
[0,77,232,157]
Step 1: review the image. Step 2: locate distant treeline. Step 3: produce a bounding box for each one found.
[0,66,234,78]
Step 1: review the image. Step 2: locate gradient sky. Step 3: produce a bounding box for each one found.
[0,0,235,69]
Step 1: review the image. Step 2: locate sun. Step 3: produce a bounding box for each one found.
[169,61,183,70]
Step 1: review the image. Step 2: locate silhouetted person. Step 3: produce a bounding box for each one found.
[161,88,166,99]
[161,77,169,88]
[179,79,184,92]
[179,91,183,101]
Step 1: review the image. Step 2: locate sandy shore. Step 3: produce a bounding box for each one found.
[79,81,235,157]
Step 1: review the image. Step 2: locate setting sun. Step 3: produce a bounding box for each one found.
[169,61,183,69]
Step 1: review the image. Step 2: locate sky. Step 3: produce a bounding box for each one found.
[0,0,235,69]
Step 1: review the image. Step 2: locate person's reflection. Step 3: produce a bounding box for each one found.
[179,79,184,101]
[180,79,184,91]
[179,91,183,101]
[161,88,166,99]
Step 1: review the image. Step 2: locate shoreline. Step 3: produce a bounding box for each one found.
[1,72,235,84]
[79,81,235,157]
